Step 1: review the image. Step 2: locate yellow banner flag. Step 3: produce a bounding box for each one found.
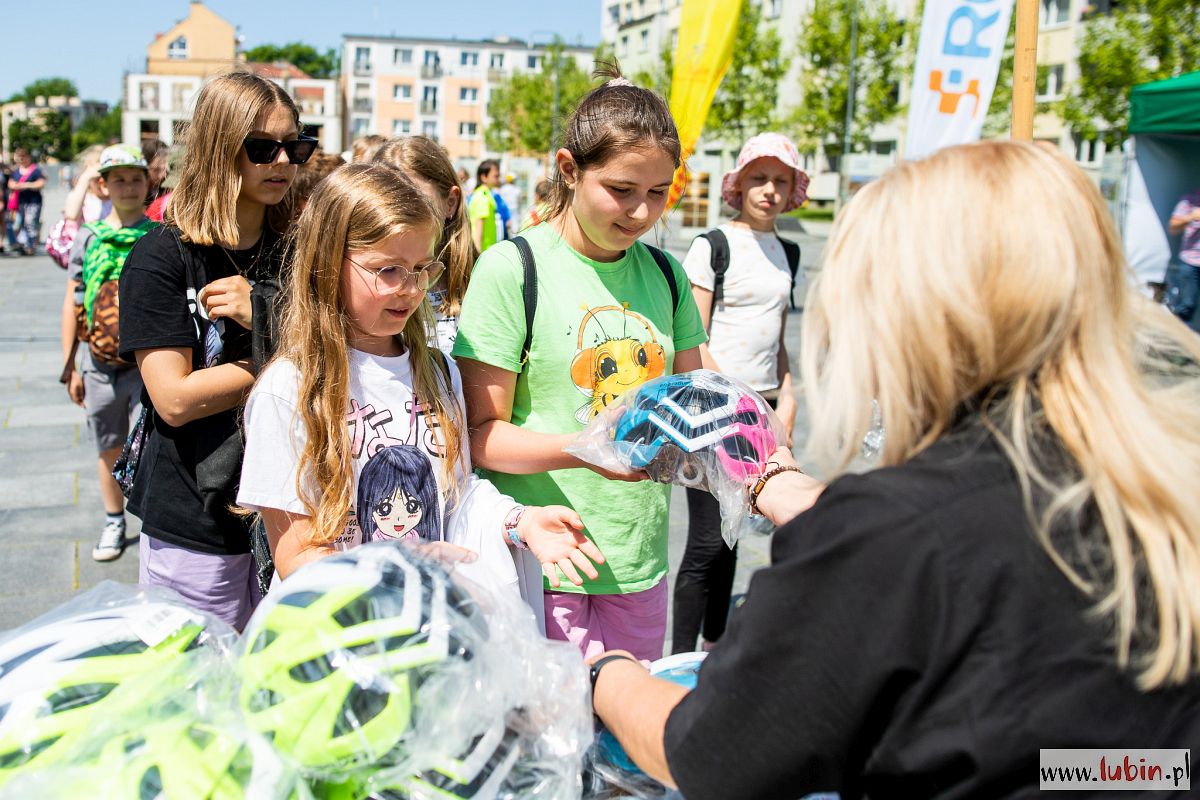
[668,0,743,208]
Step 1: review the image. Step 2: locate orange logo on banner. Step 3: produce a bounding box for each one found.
[929,69,982,116]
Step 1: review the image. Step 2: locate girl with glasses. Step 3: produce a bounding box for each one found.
[372,135,478,357]
[118,71,310,629]
[237,164,607,618]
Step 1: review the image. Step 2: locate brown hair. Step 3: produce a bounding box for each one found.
[545,62,681,222]
[166,72,299,246]
[351,134,387,163]
[373,136,478,316]
[275,163,460,546]
[291,151,346,210]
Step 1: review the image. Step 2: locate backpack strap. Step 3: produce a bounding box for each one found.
[777,236,801,309]
[699,229,730,318]
[644,244,679,313]
[513,235,537,367]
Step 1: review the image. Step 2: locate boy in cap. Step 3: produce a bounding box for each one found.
[59,143,159,561]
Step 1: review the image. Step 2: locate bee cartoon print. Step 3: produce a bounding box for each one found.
[569,304,667,423]
[355,445,443,543]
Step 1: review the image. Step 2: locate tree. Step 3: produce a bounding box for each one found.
[9,111,73,161]
[1061,0,1200,145]
[243,42,339,78]
[9,77,77,104]
[705,0,787,143]
[72,107,123,153]
[485,42,602,156]
[789,0,910,158]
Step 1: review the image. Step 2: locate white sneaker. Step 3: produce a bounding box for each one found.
[92,519,127,562]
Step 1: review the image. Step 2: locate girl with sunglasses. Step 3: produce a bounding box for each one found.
[118,72,316,629]
[236,164,606,617]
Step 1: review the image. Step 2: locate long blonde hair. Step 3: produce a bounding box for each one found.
[277,163,462,546]
[372,136,478,316]
[167,71,297,246]
[801,140,1200,689]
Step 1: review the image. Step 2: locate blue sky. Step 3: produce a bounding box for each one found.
[5,1,600,105]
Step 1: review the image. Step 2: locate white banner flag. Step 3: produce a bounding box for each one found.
[904,0,1015,159]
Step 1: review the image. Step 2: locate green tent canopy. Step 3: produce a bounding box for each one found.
[1129,71,1200,134]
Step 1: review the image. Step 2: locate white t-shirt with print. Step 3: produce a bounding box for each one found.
[238,348,543,620]
[682,223,798,391]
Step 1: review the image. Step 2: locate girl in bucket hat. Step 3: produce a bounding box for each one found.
[672,132,809,654]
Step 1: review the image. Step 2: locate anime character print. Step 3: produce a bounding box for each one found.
[356,445,443,543]
[569,303,667,423]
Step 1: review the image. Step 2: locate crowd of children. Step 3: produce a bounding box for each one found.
[50,62,1200,797]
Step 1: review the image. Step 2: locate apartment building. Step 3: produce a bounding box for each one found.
[341,35,593,161]
[1,97,109,161]
[122,2,341,151]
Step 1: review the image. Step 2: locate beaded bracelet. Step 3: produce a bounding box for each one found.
[749,465,807,515]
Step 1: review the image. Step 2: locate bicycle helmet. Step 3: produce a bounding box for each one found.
[238,543,487,775]
[612,372,777,484]
[0,604,211,788]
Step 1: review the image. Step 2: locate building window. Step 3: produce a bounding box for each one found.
[424,50,440,66]
[490,52,505,69]
[354,46,372,74]
[422,120,437,140]
[139,83,159,111]
[527,54,541,70]
[620,35,629,56]
[1036,64,1065,99]
[1040,0,1070,25]
[393,83,412,100]
[460,87,479,103]
[461,50,479,67]
[459,121,479,139]
[766,0,783,18]
[352,117,369,137]
[167,35,188,60]
[393,119,412,135]
[1074,133,1101,164]
[394,48,413,65]
[609,4,620,23]
[423,86,438,103]
[640,30,650,52]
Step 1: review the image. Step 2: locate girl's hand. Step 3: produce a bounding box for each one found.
[775,394,798,449]
[66,371,85,407]
[416,541,479,566]
[198,276,253,330]
[586,462,649,483]
[518,505,606,588]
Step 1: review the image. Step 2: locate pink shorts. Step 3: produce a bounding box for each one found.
[544,580,668,664]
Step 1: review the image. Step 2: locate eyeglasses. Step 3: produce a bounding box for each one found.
[346,255,446,295]
[242,135,318,165]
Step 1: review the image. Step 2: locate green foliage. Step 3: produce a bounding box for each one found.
[485,42,603,156]
[705,0,787,142]
[790,0,910,156]
[72,107,123,153]
[1062,0,1200,144]
[243,42,339,78]
[9,111,73,161]
[9,77,78,104]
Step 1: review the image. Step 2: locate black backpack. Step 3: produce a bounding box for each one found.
[510,236,679,366]
[698,228,801,313]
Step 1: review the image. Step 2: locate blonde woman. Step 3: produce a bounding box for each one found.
[236,164,605,620]
[590,141,1200,798]
[118,71,317,629]
[372,135,478,355]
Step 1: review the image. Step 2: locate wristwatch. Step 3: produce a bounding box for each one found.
[590,653,637,695]
[504,505,526,549]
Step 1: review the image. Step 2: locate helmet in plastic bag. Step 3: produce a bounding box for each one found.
[0,604,209,786]
[613,373,777,483]
[238,543,487,773]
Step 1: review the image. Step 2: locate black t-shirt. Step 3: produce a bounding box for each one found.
[118,224,285,554]
[664,420,1200,800]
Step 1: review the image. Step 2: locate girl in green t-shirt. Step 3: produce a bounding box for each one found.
[453,66,707,663]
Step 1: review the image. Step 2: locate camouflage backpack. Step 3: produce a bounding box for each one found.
[77,218,158,365]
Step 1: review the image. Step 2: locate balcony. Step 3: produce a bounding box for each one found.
[487,67,505,82]
[420,99,439,115]
[352,97,373,113]
[420,63,443,79]
[353,61,373,76]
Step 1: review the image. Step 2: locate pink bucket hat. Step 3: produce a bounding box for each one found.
[721,133,810,212]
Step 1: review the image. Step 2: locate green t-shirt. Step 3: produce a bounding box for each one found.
[467,186,498,252]
[453,223,707,594]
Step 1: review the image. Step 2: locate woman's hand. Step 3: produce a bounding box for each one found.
[751,446,826,527]
[518,505,606,588]
[66,371,85,407]
[198,276,253,330]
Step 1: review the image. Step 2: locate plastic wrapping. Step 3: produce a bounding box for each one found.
[0,581,239,791]
[238,541,590,798]
[567,370,787,546]
[585,653,707,800]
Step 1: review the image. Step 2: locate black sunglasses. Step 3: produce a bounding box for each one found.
[242,135,318,165]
